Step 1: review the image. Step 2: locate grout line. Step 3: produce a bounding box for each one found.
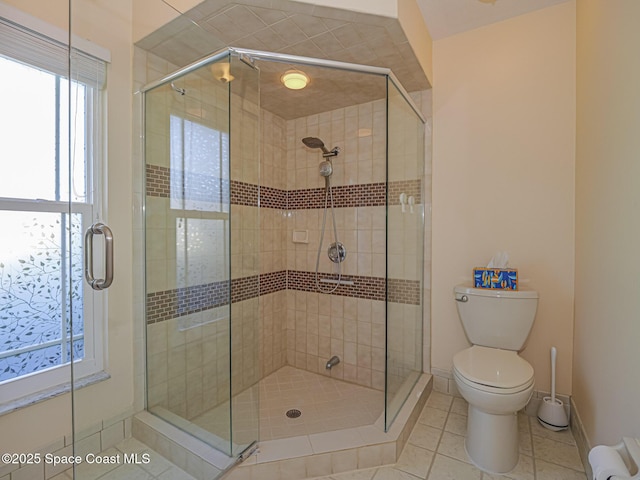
[422,398,450,479]
[529,415,538,480]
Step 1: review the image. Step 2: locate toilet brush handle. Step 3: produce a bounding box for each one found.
[550,347,557,402]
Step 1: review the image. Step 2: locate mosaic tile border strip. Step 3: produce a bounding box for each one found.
[387,278,422,305]
[230,270,287,303]
[147,271,420,324]
[287,270,384,299]
[146,281,229,325]
[387,180,422,206]
[288,183,385,209]
[146,270,285,325]
[147,164,230,204]
[146,164,171,198]
[146,164,421,209]
[287,271,420,305]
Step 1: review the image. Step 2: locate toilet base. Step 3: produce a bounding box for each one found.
[466,405,519,474]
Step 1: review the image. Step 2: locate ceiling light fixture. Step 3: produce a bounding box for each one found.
[281,70,309,90]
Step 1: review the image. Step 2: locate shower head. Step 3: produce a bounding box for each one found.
[302,137,330,155]
[302,137,340,158]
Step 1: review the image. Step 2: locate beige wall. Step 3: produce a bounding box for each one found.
[0,0,135,452]
[573,0,640,445]
[398,0,433,86]
[431,2,576,394]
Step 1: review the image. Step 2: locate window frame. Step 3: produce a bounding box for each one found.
[0,15,107,406]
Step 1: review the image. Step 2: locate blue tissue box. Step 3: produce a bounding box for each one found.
[473,268,518,290]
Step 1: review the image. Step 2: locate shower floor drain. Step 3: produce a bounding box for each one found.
[286,409,302,419]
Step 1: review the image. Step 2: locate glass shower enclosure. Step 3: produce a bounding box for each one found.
[141,47,425,457]
[143,50,260,456]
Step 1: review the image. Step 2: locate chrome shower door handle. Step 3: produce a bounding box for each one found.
[84,222,114,290]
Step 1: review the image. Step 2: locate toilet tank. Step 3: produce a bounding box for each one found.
[453,285,539,351]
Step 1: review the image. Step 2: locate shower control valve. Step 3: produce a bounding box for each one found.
[328,242,347,263]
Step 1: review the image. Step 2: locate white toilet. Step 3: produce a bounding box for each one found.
[452,284,539,474]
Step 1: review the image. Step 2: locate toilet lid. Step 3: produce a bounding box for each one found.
[453,346,534,389]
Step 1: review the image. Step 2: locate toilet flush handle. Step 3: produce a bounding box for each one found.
[456,294,469,302]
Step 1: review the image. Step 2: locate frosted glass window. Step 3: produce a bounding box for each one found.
[170,114,229,212]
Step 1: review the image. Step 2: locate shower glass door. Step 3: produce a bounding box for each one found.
[228,52,260,456]
[144,50,259,456]
[385,77,425,430]
[0,1,75,463]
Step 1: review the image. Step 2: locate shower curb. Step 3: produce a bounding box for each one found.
[133,411,235,480]
[225,374,432,480]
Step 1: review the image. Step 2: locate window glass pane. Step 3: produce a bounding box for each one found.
[0,211,84,383]
[170,114,229,212]
[0,57,88,203]
[66,79,89,203]
[0,57,58,201]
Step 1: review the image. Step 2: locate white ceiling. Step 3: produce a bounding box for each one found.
[417,0,570,40]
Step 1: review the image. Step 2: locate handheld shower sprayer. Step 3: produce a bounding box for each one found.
[301,136,345,294]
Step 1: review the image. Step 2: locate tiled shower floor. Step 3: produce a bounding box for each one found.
[192,366,384,442]
[49,438,196,480]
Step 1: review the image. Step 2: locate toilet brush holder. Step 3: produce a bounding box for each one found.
[537,396,568,431]
[537,346,569,431]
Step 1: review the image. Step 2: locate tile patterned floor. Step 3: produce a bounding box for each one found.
[51,390,588,480]
[308,391,588,480]
[49,438,197,480]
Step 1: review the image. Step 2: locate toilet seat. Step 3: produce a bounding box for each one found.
[453,345,534,394]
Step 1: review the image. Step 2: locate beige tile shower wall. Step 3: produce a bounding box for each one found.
[284,100,386,390]
[286,292,387,390]
[260,109,288,276]
[147,316,231,419]
[261,109,287,192]
[230,297,260,395]
[145,297,263,421]
[285,99,387,278]
[230,91,260,188]
[288,206,386,277]
[259,109,289,378]
[259,291,287,378]
[230,96,257,282]
[283,92,431,390]
[286,100,387,191]
[259,207,287,275]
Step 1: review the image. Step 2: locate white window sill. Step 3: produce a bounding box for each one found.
[0,371,110,417]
